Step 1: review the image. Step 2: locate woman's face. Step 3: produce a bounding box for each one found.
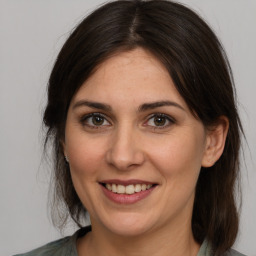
[64,48,211,237]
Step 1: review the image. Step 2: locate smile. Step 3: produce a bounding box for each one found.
[99,180,157,204]
[105,183,153,195]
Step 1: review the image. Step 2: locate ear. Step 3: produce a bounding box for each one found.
[61,139,67,157]
[201,116,229,167]
[61,140,69,162]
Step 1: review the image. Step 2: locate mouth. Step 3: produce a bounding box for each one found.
[100,182,156,195]
[99,180,158,204]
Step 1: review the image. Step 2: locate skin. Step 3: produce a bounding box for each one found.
[63,48,228,256]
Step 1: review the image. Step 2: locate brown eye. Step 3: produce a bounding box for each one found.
[81,113,111,128]
[146,113,174,129]
[92,115,104,126]
[154,116,167,126]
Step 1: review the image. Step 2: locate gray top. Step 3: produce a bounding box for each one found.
[14,226,246,256]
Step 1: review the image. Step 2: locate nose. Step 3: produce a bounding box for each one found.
[105,126,145,171]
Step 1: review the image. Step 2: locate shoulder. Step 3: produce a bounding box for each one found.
[223,248,247,256]
[198,239,247,256]
[13,236,74,256]
[13,226,91,256]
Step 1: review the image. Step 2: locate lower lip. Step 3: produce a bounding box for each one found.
[101,185,156,204]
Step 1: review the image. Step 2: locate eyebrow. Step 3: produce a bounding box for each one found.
[138,101,185,112]
[72,100,185,112]
[72,100,112,111]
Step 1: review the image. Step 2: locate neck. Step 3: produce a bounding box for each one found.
[77,217,200,256]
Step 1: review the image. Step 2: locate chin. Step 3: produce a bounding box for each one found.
[98,212,156,237]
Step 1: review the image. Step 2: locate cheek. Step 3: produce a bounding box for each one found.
[146,130,206,179]
[66,133,107,177]
[66,135,108,209]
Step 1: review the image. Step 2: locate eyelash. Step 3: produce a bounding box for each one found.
[80,113,111,129]
[79,112,175,130]
[145,113,175,130]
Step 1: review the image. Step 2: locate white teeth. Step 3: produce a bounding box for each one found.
[141,184,147,191]
[112,184,117,193]
[105,183,153,194]
[117,184,125,194]
[134,184,142,193]
[125,185,135,194]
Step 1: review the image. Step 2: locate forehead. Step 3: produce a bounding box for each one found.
[71,48,187,109]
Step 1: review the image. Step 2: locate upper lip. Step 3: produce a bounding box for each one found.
[99,179,156,186]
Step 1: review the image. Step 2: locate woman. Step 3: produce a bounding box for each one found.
[16,0,246,255]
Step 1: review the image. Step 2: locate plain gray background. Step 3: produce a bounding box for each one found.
[0,0,255,255]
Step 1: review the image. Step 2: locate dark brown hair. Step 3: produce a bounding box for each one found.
[43,1,243,255]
